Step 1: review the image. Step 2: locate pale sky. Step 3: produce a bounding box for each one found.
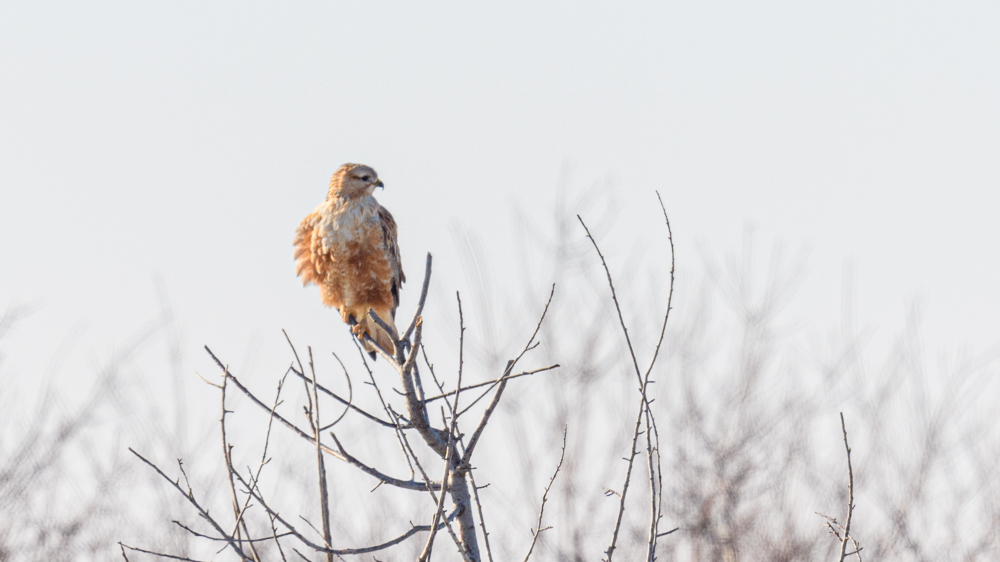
[2,1,999,400]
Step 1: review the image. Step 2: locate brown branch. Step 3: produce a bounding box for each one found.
[205,347,431,491]
[422,365,559,405]
[219,372,261,561]
[283,333,398,428]
[307,348,334,561]
[580,199,675,562]
[460,286,558,470]
[644,191,676,380]
[329,433,440,491]
[119,543,207,562]
[469,470,496,562]
[172,520,295,543]
[349,335,421,480]
[228,466,456,556]
[838,412,859,562]
[229,468,331,552]
[522,427,568,562]
[240,373,287,511]
[419,292,467,562]
[393,319,449,457]
[404,252,433,342]
[390,409,474,562]
[269,513,289,562]
[318,350,354,430]
[577,216,643,386]
[127,448,251,561]
[327,509,460,555]
[459,361,512,471]
[367,306,399,342]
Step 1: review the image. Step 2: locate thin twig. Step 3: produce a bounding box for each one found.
[422,365,560,405]
[469,470,496,562]
[287,364,398,428]
[329,433,440,491]
[577,217,643,386]
[579,199,675,562]
[522,427,568,562]
[391,409,474,562]
[128,449,251,560]
[172,520,294,543]
[319,350,354,430]
[205,348,430,491]
[459,361,512,471]
[307,348,334,561]
[219,371,262,561]
[838,412,858,562]
[119,543,208,562]
[419,292,467,562]
[404,252,433,342]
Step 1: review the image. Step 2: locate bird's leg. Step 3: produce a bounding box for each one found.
[346,314,366,336]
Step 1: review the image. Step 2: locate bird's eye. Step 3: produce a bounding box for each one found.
[361,175,371,182]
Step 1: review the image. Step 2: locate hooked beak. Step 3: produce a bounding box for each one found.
[374,179,384,190]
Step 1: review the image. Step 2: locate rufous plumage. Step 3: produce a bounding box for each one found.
[294,163,405,359]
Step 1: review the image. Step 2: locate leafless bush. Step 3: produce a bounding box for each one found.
[0,305,195,561]
[122,255,568,561]
[3,187,998,561]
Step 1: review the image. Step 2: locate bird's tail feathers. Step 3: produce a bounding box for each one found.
[357,310,398,361]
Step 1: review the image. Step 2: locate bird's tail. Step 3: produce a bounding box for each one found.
[357,309,398,361]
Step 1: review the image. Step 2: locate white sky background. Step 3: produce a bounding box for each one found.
[1,1,999,406]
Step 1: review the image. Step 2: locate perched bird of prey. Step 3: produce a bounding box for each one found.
[294,163,405,359]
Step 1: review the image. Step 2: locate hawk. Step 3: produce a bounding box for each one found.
[294,163,405,359]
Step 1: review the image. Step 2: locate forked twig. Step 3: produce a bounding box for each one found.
[127,448,251,561]
[580,192,675,562]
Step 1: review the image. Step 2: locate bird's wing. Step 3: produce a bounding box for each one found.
[293,210,325,286]
[377,204,405,317]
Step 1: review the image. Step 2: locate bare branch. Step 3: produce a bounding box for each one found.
[367,306,399,342]
[219,371,261,561]
[459,361,512,471]
[838,412,860,562]
[644,191,676,379]
[307,348,334,561]
[422,365,560,405]
[229,465,457,556]
[523,427,568,562]
[469,470,496,562]
[419,292,467,562]
[579,199,675,562]
[404,252,434,342]
[119,543,208,562]
[127,448,251,561]
[205,348,430,491]
[577,216,643,386]
[390,410,474,562]
[329,433,440,491]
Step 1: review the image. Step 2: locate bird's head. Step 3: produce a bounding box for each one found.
[329,163,384,198]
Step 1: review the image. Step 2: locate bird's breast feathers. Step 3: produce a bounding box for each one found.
[316,196,382,255]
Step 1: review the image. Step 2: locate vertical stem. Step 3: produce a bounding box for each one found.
[308,348,333,562]
[838,412,855,562]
